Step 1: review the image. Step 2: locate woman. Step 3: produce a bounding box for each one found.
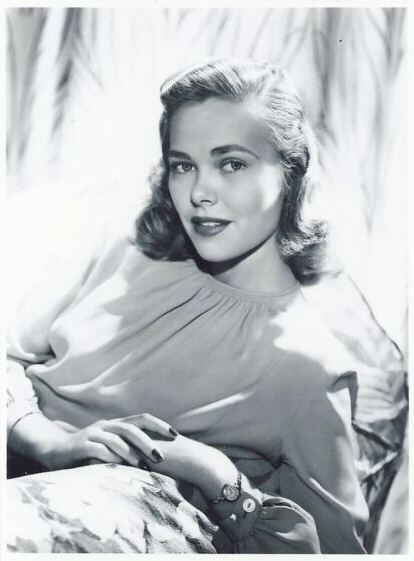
[8,59,393,553]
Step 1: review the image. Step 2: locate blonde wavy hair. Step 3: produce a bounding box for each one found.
[135,59,328,284]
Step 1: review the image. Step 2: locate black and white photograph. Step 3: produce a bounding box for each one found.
[3,3,409,555]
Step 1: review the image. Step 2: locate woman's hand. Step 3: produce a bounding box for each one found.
[44,414,178,471]
[142,435,240,508]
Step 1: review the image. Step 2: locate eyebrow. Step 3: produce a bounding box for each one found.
[211,145,259,159]
[167,145,259,160]
[167,150,192,160]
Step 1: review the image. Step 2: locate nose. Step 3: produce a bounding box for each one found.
[190,170,218,207]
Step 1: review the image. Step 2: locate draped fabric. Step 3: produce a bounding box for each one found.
[6,464,218,553]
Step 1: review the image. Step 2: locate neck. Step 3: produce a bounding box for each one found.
[206,236,297,294]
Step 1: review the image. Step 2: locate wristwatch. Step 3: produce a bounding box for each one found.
[211,471,242,504]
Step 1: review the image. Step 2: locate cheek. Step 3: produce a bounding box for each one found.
[168,182,186,215]
[260,166,284,209]
[235,167,283,216]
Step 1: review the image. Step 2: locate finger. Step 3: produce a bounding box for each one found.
[85,441,124,464]
[89,432,141,466]
[124,413,179,439]
[104,421,164,463]
[138,459,151,471]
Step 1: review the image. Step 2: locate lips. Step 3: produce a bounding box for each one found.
[190,216,231,237]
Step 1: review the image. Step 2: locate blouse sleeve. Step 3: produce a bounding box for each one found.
[208,373,368,554]
[210,476,322,554]
[278,372,369,553]
[6,235,86,436]
[6,195,111,437]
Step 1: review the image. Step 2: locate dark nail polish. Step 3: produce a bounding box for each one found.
[152,449,163,462]
[138,460,151,471]
[169,427,179,437]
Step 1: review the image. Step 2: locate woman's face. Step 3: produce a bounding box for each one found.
[167,98,284,264]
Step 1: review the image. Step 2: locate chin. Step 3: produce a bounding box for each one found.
[191,241,247,265]
[191,247,232,264]
[191,233,276,268]
[193,250,231,263]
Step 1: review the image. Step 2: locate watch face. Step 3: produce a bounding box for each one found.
[223,484,240,502]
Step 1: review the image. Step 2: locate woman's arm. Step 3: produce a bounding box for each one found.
[7,360,42,438]
[7,359,176,471]
[8,370,177,472]
[7,363,238,512]
[8,404,74,470]
[141,434,242,519]
[145,435,321,553]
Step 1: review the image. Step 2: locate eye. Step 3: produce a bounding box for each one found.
[169,162,194,175]
[221,160,246,173]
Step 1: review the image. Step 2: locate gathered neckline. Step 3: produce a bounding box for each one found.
[187,261,301,304]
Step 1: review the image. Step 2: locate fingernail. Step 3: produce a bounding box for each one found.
[152,449,164,462]
[138,460,151,471]
[169,427,179,437]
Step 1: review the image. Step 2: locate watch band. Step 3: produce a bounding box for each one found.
[211,471,242,504]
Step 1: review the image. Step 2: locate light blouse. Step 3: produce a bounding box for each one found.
[7,216,369,553]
